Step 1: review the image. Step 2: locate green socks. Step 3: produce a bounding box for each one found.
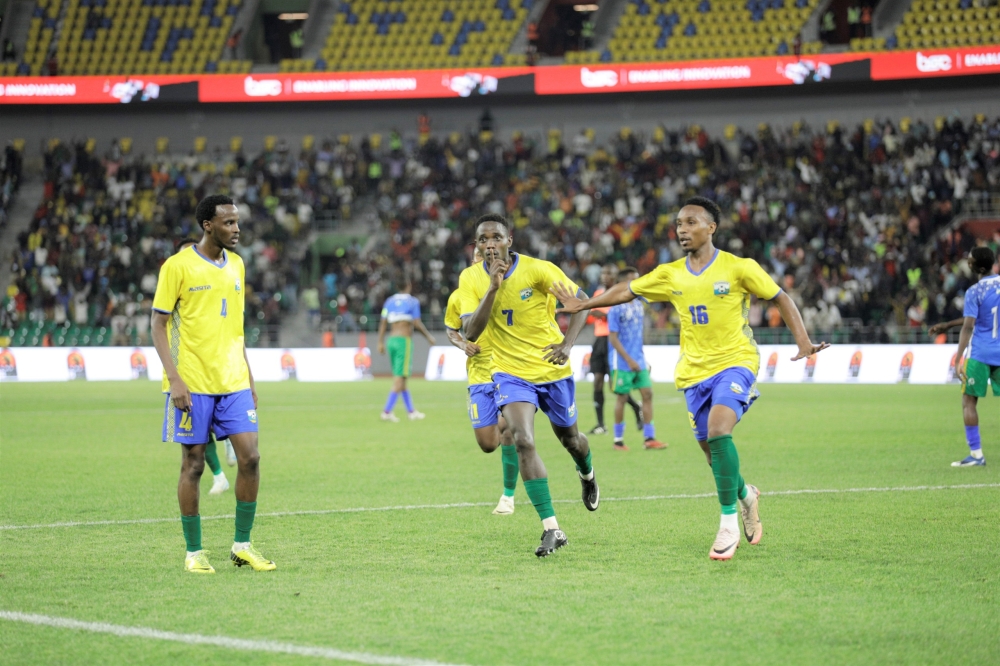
[737,475,748,501]
[181,514,202,552]
[501,445,519,498]
[572,449,593,476]
[708,435,740,515]
[523,478,555,520]
[204,439,222,476]
[235,500,257,543]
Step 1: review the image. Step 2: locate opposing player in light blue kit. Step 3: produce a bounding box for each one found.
[377,281,436,421]
[953,247,1000,467]
[607,267,666,451]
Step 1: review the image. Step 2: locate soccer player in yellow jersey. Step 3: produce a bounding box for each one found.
[444,283,519,515]
[151,194,276,574]
[458,214,598,557]
[553,197,828,561]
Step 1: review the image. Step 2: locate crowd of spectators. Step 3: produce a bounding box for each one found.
[313,113,1000,339]
[1,138,311,345]
[4,113,1000,345]
[1,143,23,235]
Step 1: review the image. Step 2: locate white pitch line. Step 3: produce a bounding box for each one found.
[0,611,467,666]
[2,483,998,532]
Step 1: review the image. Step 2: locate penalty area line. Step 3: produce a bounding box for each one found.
[0,611,469,666]
[2,483,999,532]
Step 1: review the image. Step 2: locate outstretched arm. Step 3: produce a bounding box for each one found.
[929,318,965,337]
[550,281,636,313]
[955,317,975,381]
[773,291,830,361]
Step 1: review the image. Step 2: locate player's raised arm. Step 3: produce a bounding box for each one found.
[464,257,507,341]
[772,291,830,361]
[551,280,636,314]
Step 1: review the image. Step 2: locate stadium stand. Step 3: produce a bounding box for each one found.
[1,142,25,233]
[4,115,999,345]
[306,0,533,73]
[11,0,252,77]
[879,0,1000,53]
[1,137,308,347]
[567,0,824,65]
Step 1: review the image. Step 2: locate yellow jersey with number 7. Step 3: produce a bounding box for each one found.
[456,253,579,385]
[444,289,494,386]
[152,246,250,395]
[628,249,781,389]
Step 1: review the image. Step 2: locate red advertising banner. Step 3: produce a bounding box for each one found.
[0,46,997,105]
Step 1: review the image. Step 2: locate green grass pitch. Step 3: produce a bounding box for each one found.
[1,379,999,665]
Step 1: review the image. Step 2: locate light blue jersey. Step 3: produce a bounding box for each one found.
[965,274,1000,366]
[381,293,421,324]
[608,300,645,371]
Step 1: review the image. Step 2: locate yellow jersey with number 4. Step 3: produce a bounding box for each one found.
[456,253,579,385]
[152,246,250,395]
[444,290,494,386]
[628,249,781,389]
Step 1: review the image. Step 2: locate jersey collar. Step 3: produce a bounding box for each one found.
[480,252,519,280]
[193,246,228,268]
[685,248,718,276]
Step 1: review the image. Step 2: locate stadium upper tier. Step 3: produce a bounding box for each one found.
[568,0,822,65]
[3,0,250,78]
[303,0,532,73]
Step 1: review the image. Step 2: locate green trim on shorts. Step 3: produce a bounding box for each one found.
[387,336,412,377]
[612,368,652,394]
[963,358,1000,398]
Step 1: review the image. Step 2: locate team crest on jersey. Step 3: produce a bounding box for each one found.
[235,278,242,293]
[520,287,533,300]
[730,382,744,394]
[247,409,257,424]
[713,281,731,297]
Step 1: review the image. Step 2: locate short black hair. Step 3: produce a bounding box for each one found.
[475,213,509,235]
[682,196,722,226]
[620,266,639,277]
[195,194,235,229]
[971,246,997,276]
[175,237,198,252]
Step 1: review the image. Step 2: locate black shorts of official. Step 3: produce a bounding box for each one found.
[590,336,610,376]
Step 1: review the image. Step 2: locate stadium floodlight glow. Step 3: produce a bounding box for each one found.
[278,12,308,20]
[574,4,599,10]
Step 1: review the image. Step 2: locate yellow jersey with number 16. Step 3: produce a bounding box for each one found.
[444,289,494,386]
[152,246,250,395]
[456,253,579,385]
[628,249,781,389]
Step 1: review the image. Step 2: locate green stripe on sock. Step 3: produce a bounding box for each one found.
[235,500,256,543]
[523,478,555,520]
[501,445,518,497]
[181,514,202,552]
[708,434,740,511]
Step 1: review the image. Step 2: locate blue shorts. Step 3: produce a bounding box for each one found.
[494,372,578,428]
[162,389,258,445]
[468,383,500,429]
[683,367,759,442]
